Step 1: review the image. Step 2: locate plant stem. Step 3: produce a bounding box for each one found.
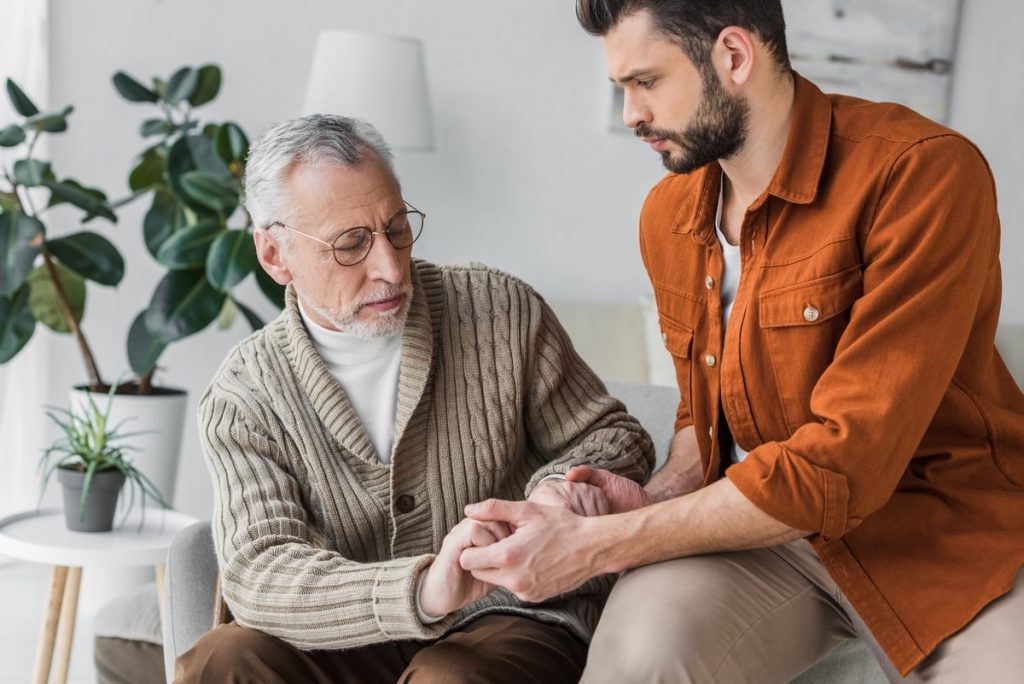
[41,248,106,391]
[138,370,153,395]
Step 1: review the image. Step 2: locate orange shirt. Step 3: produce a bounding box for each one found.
[641,73,1024,675]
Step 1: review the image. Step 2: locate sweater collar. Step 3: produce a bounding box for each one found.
[278,260,436,466]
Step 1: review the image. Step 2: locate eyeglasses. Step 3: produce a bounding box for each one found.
[267,201,425,267]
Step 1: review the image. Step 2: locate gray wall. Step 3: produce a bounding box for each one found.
[40,0,1023,518]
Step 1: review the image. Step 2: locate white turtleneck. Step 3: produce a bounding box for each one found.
[298,298,403,465]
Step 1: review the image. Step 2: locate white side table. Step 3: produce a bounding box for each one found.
[0,508,198,684]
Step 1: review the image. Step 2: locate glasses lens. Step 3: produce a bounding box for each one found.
[333,228,373,266]
[387,211,423,249]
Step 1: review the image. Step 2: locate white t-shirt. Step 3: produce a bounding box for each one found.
[714,186,750,464]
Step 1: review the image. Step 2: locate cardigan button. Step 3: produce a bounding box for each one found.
[803,306,820,322]
[396,495,415,514]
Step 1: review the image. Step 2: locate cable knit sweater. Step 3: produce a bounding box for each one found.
[198,259,654,650]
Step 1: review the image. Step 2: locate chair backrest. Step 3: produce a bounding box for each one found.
[162,520,218,683]
[605,380,679,469]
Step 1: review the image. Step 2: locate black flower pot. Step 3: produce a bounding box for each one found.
[57,467,126,532]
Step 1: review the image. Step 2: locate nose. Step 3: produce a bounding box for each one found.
[623,89,650,131]
[364,232,406,283]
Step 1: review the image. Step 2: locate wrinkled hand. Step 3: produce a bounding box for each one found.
[528,478,610,517]
[419,517,511,617]
[460,499,603,603]
[565,465,649,513]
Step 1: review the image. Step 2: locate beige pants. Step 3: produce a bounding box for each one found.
[582,541,1024,684]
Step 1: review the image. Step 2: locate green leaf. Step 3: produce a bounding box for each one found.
[167,134,229,214]
[127,310,165,375]
[0,212,44,295]
[234,299,266,332]
[44,179,117,223]
[6,79,39,117]
[0,194,16,214]
[179,170,238,213]
[129,147,166,192]
[216,296,236,330]
[13,159,52,187]
[140,118,173,138]
[156,219,223,269]
[25,106,74,133]
[215,122,249,165]
[0,283,35,362]
[27,261,85,333]
[189,65,222,107]
[255,265,285,309]
[46,232,124,286]
[112,72,158,103]
[165,67,198,105]
[0,125,25,147]
[206,229,256,292]
[144,269,226,343]
[143,190,186,259]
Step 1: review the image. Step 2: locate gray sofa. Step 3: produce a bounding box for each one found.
[159,381,887,683]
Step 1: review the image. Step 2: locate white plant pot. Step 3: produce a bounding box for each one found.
[68,386,187,507]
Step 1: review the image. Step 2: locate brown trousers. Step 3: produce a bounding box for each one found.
[175,613,587,683]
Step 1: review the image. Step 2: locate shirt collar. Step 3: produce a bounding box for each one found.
[673,72,832,242]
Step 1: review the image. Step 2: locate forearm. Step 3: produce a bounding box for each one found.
[643,426,704,503]
[589,478,810,573]
[221,542,445,649]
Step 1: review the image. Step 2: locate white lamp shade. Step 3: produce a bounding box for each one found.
[303,30,435,151]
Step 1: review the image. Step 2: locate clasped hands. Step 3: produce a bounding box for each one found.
[418,466,647,617]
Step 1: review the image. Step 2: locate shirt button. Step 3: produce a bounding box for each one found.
[661,331,668,346]
[705,276,715,289]
[803,306,820,322]
[396,495,415,514]
[708,425,715,439]
[704,354,716,367]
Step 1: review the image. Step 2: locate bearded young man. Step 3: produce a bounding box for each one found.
[460,2,1024,682]
[174,114,653,683]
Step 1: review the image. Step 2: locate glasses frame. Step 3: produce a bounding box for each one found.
[267,201,425,266]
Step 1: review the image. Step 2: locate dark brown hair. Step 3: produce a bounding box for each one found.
[576,0,791,72]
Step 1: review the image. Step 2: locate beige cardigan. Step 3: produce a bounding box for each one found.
[198,259,654,650]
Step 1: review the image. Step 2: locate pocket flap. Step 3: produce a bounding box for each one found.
[658,315,694,358]
[759,266,862,329]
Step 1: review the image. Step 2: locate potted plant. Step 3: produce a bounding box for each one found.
[0,78,124,382]
[40,384,169,532]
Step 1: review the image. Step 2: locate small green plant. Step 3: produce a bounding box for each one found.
[39,383,169,527]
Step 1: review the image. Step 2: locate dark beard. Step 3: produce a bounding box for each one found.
[635,69,750,174]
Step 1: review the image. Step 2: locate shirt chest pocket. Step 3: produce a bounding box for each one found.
[758,265,863,433]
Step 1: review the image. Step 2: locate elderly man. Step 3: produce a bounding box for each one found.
[461,1,1024,683]
[174,114,653,682]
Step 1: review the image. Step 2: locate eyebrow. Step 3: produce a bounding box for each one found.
[609,69,654,86]
[324,204,407,241]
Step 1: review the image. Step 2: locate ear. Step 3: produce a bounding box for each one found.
[713,26,757,87]
[254,228,293,286]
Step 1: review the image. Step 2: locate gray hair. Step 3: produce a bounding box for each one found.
[243,114,397,241]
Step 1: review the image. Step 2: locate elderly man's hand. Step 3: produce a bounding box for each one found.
[460,499,604,604]
[528,478,610,516]
[564,465,649,513]
[418,517,511,618]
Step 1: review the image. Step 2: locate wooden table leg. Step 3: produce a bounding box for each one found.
[51,566,82,684]
[154,563,166,629]
[31,566,68,684]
